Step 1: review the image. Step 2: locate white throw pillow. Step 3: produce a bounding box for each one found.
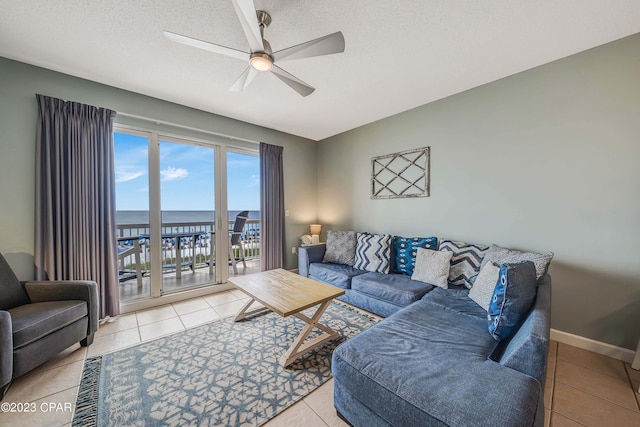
[411,248,452,289]
[468,262,501,311]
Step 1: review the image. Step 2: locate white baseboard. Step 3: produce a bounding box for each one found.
[550,329,636,364]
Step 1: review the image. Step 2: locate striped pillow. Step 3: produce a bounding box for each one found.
[438,240,489,289]
[353,233,392,274]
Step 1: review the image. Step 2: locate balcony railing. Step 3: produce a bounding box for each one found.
[116,219,260,278]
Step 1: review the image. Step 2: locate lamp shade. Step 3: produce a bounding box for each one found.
[310,224,322,235]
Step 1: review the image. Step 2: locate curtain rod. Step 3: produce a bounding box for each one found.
[116,112,260,145]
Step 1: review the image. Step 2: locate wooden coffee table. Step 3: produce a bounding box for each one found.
[228,268,345,367]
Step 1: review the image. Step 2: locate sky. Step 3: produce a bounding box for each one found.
[114,132,260,211]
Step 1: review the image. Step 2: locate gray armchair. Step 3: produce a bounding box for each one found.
[0,253,98,399]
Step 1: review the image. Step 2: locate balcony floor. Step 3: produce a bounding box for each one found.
[119,259,261,303]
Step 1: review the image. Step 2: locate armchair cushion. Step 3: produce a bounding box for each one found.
[0,254,30,310]
[8,301,87,349]
[25,281,99,336]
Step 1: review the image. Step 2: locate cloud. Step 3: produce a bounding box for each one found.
[161,166,188,181]
[115,170,145,183]
[247,174,260,188]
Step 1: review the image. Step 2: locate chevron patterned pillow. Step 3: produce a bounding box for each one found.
[353,233,392,274]
[438,240,489,289]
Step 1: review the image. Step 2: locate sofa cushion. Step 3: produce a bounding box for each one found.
[322,230,357,266]
[351,272,434,307]
[481,244,553,280]
[353,233,392,274]
[488,261,537,340]
[340,290,405,318]
[438,240,489,289]
[309,263,367,290]
[332,298,540,426]
[411,248,452,288]
[421,286,488,319]
[393,236,438,275]
[8,300,88,349]
[468,262,501,311]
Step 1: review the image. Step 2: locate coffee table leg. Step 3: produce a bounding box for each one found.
[279,300,340,367]
[233,297,268,322]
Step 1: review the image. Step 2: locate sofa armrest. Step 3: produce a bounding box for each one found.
[497,274,551,383]
[0,311,12,392]
[24,281,99,336]
[298,244,326,277]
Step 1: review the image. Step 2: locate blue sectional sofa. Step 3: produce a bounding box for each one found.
[298,241,551,427]
[299,244,436,318]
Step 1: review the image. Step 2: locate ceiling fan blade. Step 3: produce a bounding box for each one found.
[231,0,264,52]
[271,65,315,97]
[230,67,258,91]
[164,31,247,61]
[272,31,345,62]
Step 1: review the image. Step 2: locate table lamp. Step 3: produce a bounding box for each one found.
[310,224,322,244]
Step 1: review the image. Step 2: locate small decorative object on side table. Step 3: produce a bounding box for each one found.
[309,224,322,244]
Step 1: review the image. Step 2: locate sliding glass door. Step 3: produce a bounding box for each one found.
[227,150,261,276]
[115,129,260,307]
[158,138,217,294]
[115,132,152,302]
[115,131,222,305]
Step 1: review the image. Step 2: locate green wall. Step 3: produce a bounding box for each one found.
[317,34,640,350]
[0,57,317,274]
[2,33,639,350]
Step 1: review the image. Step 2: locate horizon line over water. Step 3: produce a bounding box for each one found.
[116,210,260,225]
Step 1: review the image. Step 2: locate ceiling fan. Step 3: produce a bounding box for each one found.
[164,0,345,97]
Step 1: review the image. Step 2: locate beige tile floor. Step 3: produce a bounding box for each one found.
[1,291,639,426]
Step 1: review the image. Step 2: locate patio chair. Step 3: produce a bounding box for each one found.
[0,253,98,399]
[117,238,142,287]
[229,211,249,273]
[207,211,249,274]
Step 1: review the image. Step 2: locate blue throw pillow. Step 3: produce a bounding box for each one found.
[488,261,537,341]
[393,236,438,275]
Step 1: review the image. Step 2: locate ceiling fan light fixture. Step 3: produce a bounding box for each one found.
[249,53,273,71]
[164,4,344,96]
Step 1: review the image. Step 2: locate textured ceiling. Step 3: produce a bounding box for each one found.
[1,0,639,141]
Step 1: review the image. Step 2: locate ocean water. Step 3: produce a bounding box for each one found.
[116,210,260,225]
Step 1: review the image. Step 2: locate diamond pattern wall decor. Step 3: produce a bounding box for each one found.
[371,147,430,199]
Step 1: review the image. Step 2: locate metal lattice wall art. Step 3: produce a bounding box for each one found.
[371,147,430,199]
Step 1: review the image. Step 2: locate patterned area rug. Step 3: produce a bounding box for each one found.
[73,301,378,426]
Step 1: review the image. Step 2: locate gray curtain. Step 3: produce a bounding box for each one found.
[35,94,119,317]
[259,142,285,270]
